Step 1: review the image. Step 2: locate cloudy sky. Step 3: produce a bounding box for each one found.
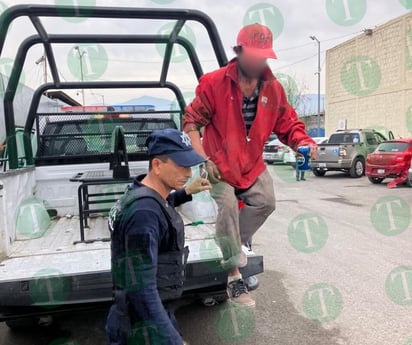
[0,0,411,107]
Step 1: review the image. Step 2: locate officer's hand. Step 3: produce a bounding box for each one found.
[185,177,212,195]
[206,160,221,184]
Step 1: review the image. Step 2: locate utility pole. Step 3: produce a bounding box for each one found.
[35,52,48,95]
[310,35,321,137]
[74,46,86,108]
[91,92,105,105]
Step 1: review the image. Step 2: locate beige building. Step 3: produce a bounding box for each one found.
[325,11,412,138]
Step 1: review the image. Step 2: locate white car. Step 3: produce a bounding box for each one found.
[263,139,288,164]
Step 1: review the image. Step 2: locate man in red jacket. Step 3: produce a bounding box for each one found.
[183,23,318,307]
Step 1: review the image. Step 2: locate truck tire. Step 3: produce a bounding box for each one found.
[312,168,326,177]
[406,176,412,188]
[368,177,384,184]
[201,293,229,307]
[350,158,365,178]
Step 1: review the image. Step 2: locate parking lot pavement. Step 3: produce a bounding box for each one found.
[1,164,411,345]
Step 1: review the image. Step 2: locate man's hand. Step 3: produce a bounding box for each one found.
[206,160,221,184]
[309,144,319,160]
[185,177,212,195]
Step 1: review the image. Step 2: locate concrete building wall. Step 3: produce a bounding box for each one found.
[325,12,412,138]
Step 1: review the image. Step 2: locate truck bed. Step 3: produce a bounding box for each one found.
[1,214,222,283]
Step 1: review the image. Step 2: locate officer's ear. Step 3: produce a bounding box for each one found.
[149,156,169,175]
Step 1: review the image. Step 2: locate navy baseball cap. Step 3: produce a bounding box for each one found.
[146,129,207,167]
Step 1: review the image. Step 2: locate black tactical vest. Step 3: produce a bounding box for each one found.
[108,184,189,302]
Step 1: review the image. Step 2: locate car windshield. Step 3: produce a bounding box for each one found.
[376,142,409,153]
[328,133,360,144]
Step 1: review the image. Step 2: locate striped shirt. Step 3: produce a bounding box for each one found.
[242,81,261,134]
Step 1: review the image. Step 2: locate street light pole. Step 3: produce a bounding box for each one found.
[74,46,86,108]
[310,35,321,137]
[92,92,105,105]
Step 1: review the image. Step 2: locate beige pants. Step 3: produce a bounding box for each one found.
[210,169,276,270]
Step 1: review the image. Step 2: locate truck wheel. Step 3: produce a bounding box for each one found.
[201,293,229,307]
[368,177,384,184]
[406,177,412,188]
[350,158,365,178]
[312,168,326,177]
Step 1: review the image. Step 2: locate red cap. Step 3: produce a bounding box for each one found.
[237,23,277,59]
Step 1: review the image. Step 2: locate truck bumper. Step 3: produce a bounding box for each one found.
[0,256,263,321]
[366,163,406,178]
[312,159,352,170]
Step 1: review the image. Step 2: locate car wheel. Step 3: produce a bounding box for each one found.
[368,177,384,184]
[350,158,365,178]
[312,168,326,177]
[406,177,412,187]
[265,160,274,165]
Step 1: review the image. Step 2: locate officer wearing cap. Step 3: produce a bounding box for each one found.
[105,129,211,345]
[184,23,319,307]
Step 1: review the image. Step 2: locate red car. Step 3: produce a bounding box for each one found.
[366,139,412,186]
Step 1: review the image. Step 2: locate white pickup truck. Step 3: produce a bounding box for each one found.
[0,4,263,329]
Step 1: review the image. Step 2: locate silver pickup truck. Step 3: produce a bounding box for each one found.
[311,129,388,178]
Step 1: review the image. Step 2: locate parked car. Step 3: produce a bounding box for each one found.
[311,129,388,178]
[366,139,412,187]
[265,133,278,144]
[263,139,288,164]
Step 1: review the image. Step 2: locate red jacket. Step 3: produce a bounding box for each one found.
[183,59,316,189]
